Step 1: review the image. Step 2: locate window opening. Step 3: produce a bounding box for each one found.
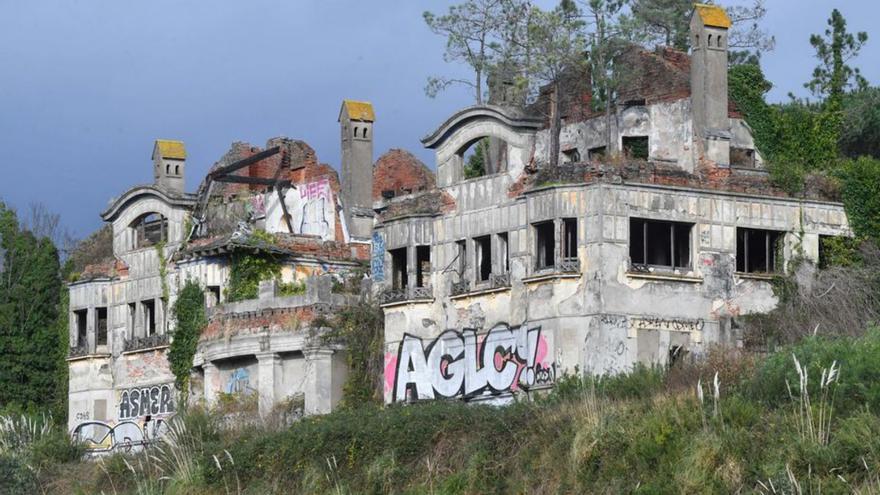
[74,309,87,347]
[390,247,408,290]
[96,307,108,346]
[562,218,577,260]
[629,218,692,270]
[534,221,555,270]
[143,299,156,337]
[206,285,221,307]
[588,146,607,161]
[562,148,581,164]
[622,136,649,160]
[416,246,430,288]
[131,213,167,249]
[475,236,492,282]
[128,303,136,338]
[736,228,782,273]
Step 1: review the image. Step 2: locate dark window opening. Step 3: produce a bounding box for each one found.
[668,346,687,368]
[623,136,649,160]
[131,212,167,249]
[128,303,136,338]
[562,148,580,164]
[74,309,87,347]
[562,218,577,260]
[416,246,430,288]
[206,286,221,307]
[390,247,408,290]
[708,34,713,46]
[353,127,359,137]
[534,222,555,270]
[362,128,368,138]
[629,218,692,270]
[96,307,108,346]
[456,240,467,280]
[475,236,492,282]
[736,228,782,273]
[175,165,180,175]
[717,36,723,47]
[498,233,509,273]
[143,300,156,336]
[730,147,756,168]
[165,164,170,174]
[623,98,646,108]
[588,146,607,161]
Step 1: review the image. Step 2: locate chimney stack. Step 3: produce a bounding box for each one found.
[338,100,375,239]
[152,139,186,194]
[690,4,731,166]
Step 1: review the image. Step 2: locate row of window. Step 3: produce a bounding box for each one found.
[386,217,790,293]
[72,299,159,349]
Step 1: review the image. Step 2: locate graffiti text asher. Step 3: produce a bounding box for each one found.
[391,324,553,402]
[118,384,174,420]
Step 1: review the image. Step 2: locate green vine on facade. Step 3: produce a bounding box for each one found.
[319,302,385,407]
[226,251,282,302]
[155,241,169,303]
[169,279,207,393]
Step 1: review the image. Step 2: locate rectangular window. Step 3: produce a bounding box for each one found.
[143,300,156,337]
[534,221,556,270]
[730,147,756,168]
[562,218,577,260]
[562,148,580,164]
[456,240,467,279]
[475,236,492,282]
[736,228,782,273]
[206,285,221,307]
[629,218,692,270]
[416,246,430,288]
[622,136,649,160]
[96,307,108,346]
[390,247,408,290]
[588,146,607,161]
[127,303,136,338]
[497,233,509,273]
[74,309,87,347]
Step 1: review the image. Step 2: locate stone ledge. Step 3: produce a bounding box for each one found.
[379,298,435,309]
[735,272,776,281]
[626,272,703,283]
[449,286,511,300]
[121,344,170,356]
[66,353,111,363]
[522,272,581,284]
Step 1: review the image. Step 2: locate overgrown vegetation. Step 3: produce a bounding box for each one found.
[319,302,385,407]
[169,279,207,392]
[29,330,880,494]
[226,251,282,302]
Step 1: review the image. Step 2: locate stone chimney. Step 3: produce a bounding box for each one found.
[338,100,375,239]
[152,139,186,194]
[690,4,731,166]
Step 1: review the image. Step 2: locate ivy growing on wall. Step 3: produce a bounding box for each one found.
[226,251,282,302]
[319,301,385,407]
[169,279,207,392]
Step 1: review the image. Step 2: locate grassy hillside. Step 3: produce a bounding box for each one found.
[7,329,880,494]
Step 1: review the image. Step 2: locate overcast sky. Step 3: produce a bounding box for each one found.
[0,0,877,238]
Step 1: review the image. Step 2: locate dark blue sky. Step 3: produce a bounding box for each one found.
[1,1,876,238]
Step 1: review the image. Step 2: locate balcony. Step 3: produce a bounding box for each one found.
[558,258,580,273]
[378,286,433,306]
[124,333,170,353]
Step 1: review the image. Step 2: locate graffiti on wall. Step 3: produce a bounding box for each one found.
[225,367,253,394]
[385,324,554,402]
[630,316,704,333]
[371,231,385,281]
[118,383,175,421]
[265,177,336,240]
[72,418,170,453]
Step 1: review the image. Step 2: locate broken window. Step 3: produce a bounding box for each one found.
[74,309,87,347]
[622,136,649,160]
[736,228,782,274]
[730,147,756,168]
[143,299,156,337]
[416,246,430,288]
[461,138,489,179]
[131,212,167,249]
[629,218,692,270]
[588,146,607,161]
[562,218,577,261]
[206,285,221,307]
[562,148,581,164]
[534,221,555,270]
[96,307,108,346]
[475,236,492,282]
[390,247,408,290]
[456,240,467,280]
[128,303,136,338]
[497,233,509,273]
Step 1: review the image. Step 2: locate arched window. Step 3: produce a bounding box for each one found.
[175,165,180,175]
[353,127,359,137]
[130,212,167,249]
[717,36,723,48]
[166,164,170,174]
[362,127,368,138]
[707,34,713,46]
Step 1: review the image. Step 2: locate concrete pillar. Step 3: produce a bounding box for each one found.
[303,348,335,415]
[256,352,281,417]
[203,362,219,408]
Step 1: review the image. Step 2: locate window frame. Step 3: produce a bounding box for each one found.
[736,227,784,274]
[474,235,492,283]
[629,217,693,271]
[533,221,556,271]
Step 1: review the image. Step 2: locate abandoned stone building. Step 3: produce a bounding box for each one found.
[374,4,851,404]
[67,101,375,449]
[68,3,852,446]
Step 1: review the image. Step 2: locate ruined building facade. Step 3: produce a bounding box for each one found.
[69,5,851,445]
[373,5,850,404]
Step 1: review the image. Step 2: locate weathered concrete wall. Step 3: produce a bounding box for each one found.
[377,181,850,403]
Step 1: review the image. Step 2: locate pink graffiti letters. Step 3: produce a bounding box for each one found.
[392,324,553,402]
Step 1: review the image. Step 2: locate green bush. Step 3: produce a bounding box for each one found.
[548,363,665,402]
[170,279,207,391]
[226,251,282,302]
